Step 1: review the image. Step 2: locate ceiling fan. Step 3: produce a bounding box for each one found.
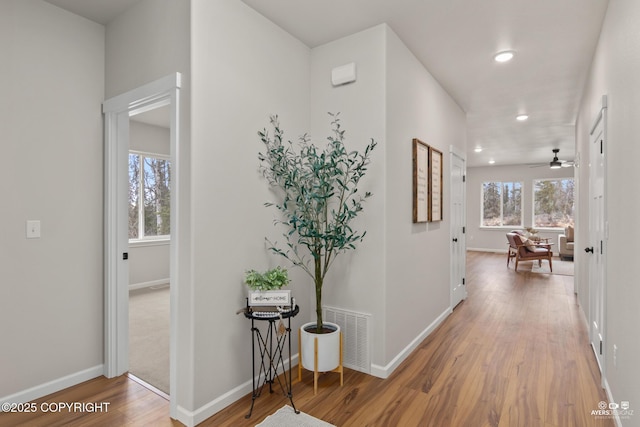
[530,148,575,168]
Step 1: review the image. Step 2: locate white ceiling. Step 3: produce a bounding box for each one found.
[45,0,609,167]
[45,0,141,25]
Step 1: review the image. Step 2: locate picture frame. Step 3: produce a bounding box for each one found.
[429,146,443,222]
[412,138,430,223]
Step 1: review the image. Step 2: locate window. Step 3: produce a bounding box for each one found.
[129,152,171,240]
[533,178,574,228]
[481,181,522,227]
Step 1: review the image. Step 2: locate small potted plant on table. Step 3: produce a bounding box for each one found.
[244,266,291,306]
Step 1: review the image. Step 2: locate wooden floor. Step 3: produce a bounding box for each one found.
[0,252,612,427]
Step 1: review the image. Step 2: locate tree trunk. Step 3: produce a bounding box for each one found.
[315,256,323,333]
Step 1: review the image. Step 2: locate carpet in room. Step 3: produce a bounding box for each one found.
[129,284,170,394]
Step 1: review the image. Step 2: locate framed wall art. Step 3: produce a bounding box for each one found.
[412,138,429,223]
[429,146,443,222]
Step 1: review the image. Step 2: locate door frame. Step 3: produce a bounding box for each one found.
[102,73,181,417]
[449,145,467,308]
[588,94,607,383]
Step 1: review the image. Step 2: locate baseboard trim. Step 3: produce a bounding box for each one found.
[0,365,104,405]
[129,279,170,291]
[177,354,299,427]
[467,247,507,254]
[370,308,451,379]
[603,377,623,427]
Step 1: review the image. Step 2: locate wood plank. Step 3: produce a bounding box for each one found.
[0,252,613,427]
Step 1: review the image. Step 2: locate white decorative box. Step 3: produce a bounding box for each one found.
[248,290,291,306]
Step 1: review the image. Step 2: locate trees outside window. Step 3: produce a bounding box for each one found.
[533,178,574,228]
[482,181,522,227]
[129,152,171,240]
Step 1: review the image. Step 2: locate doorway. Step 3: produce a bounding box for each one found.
[127,105,171,396]
[450,146,467,308]
[102,73,181,418]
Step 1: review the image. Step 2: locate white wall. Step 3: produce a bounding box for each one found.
[466,164,575,252]
[0,0,104,399]
[576,0,640,415]
[308,24,467,373]
[309,24,387,367]
[130,119,170,155]
[190,0,311,417]
[384,27,467,366]
[105,0,190,100]
[129,241,170,288]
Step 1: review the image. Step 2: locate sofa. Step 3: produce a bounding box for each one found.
[558,226,574,261]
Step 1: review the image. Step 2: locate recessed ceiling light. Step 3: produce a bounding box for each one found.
[488,159,496,164]
[474,146,483,153]
[494,51,515,63]
[516,114,529,121]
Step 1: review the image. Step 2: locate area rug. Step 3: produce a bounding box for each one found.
[526,259,574,276]
[255,405,335,427]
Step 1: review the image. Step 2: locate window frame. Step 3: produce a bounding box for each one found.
[531,177,575,230]
[129,150,171,242]
[480,180,524,228]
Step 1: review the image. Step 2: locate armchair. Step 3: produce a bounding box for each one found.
[558,226,574,261]
[506,232,553,272]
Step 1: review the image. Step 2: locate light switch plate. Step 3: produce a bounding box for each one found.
[26,220,41,239]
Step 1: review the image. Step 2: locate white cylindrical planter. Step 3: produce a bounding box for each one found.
[300,321,340,372]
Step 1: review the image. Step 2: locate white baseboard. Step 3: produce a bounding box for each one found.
[0,365,104,405]
[370,308,451,379]
[177,354,299,427]
[129,279,170,291]
[603,377,624,427]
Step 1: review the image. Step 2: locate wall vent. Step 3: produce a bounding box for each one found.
[322,306,371,374]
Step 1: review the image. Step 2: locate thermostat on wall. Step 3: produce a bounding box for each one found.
[331,62,357,86]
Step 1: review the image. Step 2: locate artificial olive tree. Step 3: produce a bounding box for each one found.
[258,113,376,333]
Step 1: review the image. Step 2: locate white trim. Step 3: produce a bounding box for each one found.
[103,74,180,113]
[0,365,103,405]
[128,238,170,248]
[176,354,299,427]
[129,279,170,291]
[129,149,170,160]
[603,377,623,427]
[370,308,450,379]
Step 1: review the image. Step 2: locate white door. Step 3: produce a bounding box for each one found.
[450,147,467,308]
[588,97,607,378]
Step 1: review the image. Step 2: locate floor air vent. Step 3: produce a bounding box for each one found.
[323,306,371,374]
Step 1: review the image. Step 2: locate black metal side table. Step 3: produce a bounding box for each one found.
[243,301,300,419]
